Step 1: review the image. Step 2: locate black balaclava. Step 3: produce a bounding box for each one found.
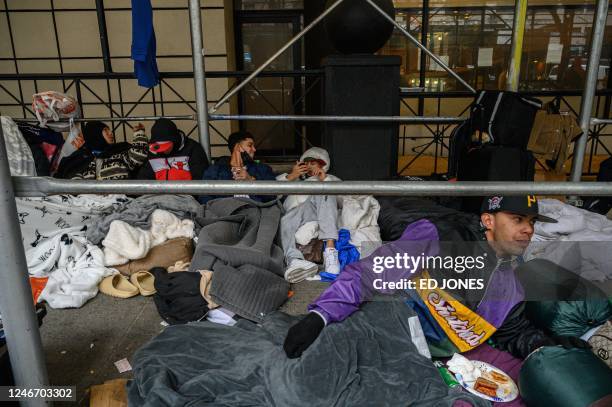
[83,121,110,152]
[150,118,183,153]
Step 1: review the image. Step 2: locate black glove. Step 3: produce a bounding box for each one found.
[536,335,592,350]
[283,312,325,359]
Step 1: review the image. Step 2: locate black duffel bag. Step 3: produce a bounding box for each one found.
[470,90,542,149]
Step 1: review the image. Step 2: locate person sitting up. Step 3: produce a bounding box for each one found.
[277,147,341,283]
[137,118,208,181]
[55,121,148,180]
[283,195,590,362]
[199,131,276,203]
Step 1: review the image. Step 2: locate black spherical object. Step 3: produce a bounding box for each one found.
[324,0,395,54]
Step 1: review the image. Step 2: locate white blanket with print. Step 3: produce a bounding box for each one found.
[27,226,114,308]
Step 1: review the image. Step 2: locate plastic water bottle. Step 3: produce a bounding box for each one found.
[434,361,460,388]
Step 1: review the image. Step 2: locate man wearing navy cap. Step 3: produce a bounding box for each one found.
[283,195,590,361]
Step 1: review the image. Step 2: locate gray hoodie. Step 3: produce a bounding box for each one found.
[276,147,341,212]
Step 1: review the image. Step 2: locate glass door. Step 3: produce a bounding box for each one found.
[236,11,303,156]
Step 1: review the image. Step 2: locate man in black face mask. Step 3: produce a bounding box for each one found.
[55,121,148,180]
[137,118,209,181]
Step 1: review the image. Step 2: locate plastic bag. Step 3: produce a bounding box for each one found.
[54,119,84,170]
[32,91,80,131]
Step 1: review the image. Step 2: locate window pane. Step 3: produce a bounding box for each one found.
[380,4,612,91]
[240,22,298,152]
[522,6,611,91]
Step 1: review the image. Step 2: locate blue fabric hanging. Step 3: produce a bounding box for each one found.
[131,0,159,88]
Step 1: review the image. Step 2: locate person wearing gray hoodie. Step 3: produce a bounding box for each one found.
[277,147,341,283]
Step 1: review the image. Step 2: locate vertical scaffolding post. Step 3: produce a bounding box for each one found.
[569,0,609,187]
[506,0,528,91]
[417,0,429,116]
[95,0,113,73]
[188,0,211,159]
[0,122,49,406]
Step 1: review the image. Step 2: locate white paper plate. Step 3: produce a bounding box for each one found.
[454,360,519,403]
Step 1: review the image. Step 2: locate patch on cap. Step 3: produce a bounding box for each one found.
[488,196,503,211]
[527,195,537,207]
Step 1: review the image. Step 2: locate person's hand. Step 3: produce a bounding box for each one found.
[133,122,145,132]
[283,312,325,358]
[230,144,244,168]
[287,161,308,181]
[232,166,253,181]
[311,167,327,181]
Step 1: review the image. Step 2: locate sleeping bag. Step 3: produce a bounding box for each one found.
[516,259,611,337]
[519,346,612,407]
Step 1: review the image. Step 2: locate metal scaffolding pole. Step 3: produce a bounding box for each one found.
[208,114,464,123]
[95,0,113,73]
[569,0,609,187]
[591,118,612,126]
[210,0,346,113]
[364,0,476,94]
[13,115,194,123]
[188,0,211,159]
[0,125,49,405]
[12,177,612,197]
[506,0,528,91]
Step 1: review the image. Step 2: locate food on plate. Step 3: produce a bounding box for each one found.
[482,370,510,384]
[474,377,499,397]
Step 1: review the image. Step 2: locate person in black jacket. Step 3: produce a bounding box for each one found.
[137,118,208,181]
[55,121,148,180]
[284,195,591,360]
[199,131,276,203]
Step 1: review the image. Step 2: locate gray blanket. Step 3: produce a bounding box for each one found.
[86,194,204,244]
[189,198,288,322]
[127,299,488,407]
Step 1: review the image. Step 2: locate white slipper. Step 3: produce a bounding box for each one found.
[284,259,318,283]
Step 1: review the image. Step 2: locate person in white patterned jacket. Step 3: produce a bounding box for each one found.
[56,121,148,180]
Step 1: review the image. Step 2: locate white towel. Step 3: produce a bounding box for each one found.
[102,209,194,266]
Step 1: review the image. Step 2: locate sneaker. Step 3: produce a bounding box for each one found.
[284,259,318,283]
[323,247,340,275]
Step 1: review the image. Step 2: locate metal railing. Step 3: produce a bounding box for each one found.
[12,176,612,198]
[0,1,610,401]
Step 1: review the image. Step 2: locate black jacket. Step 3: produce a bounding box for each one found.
[137,138,209,181]
[492,302,550,359]
[199,156,277,203]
